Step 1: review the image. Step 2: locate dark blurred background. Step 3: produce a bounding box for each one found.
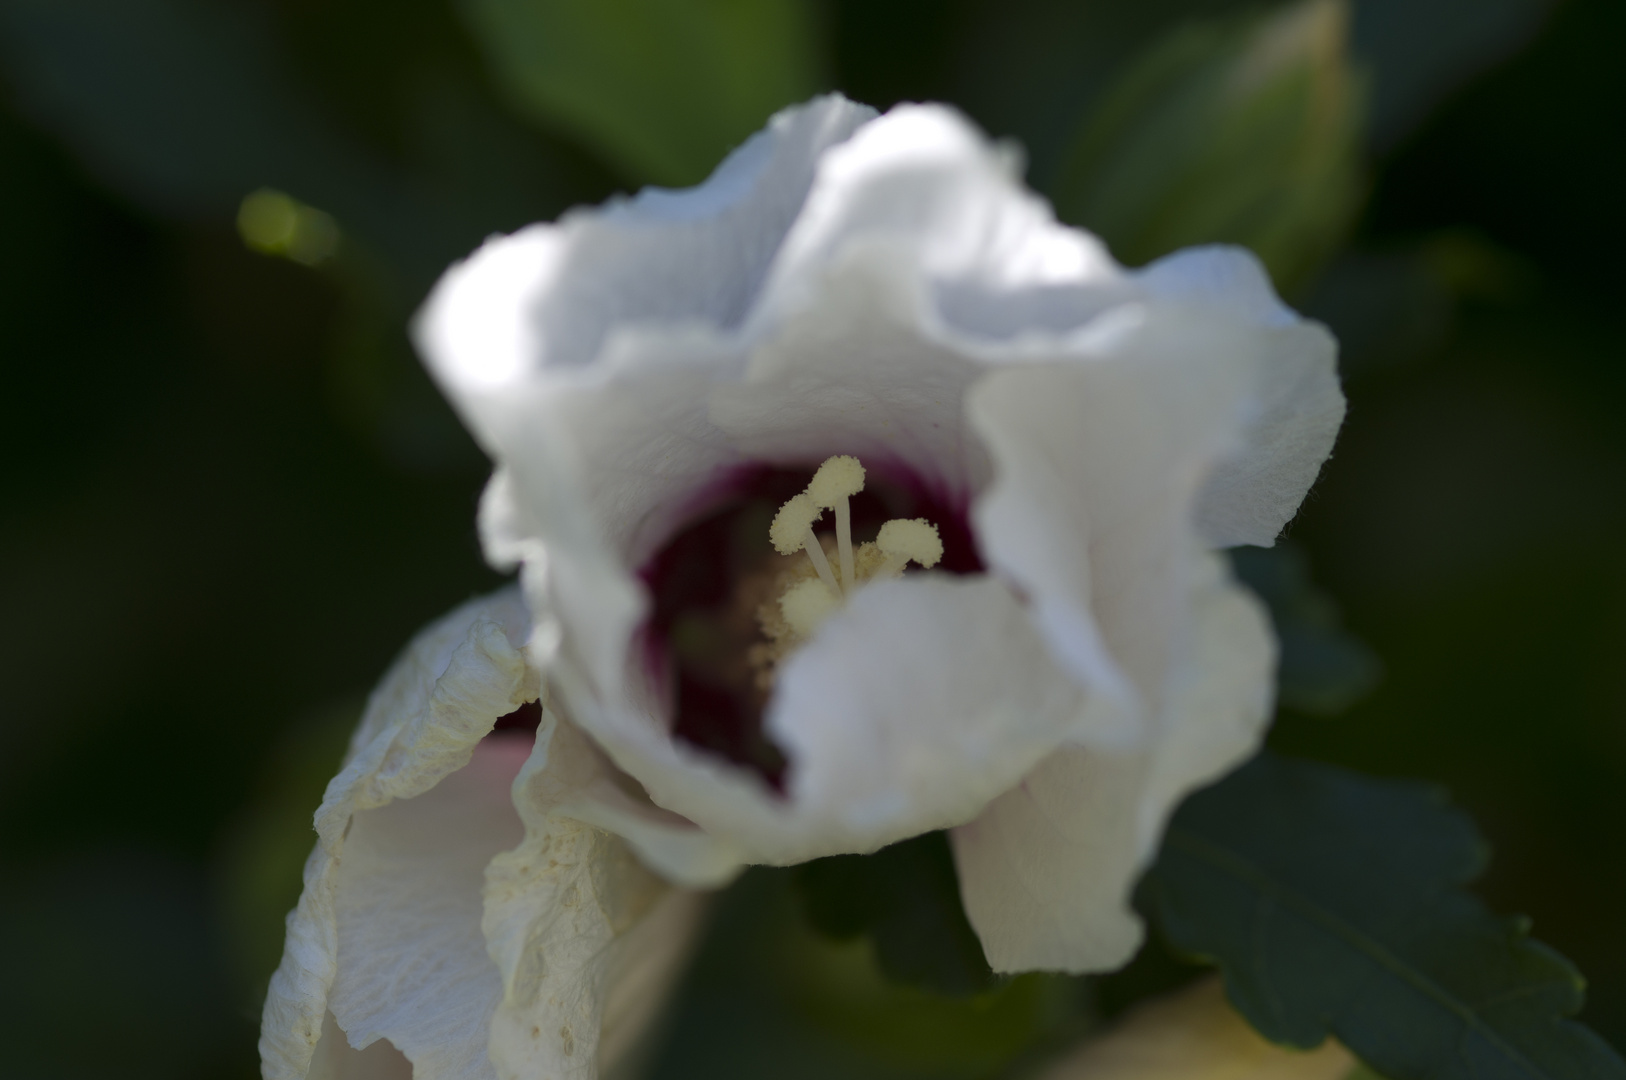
[0,0,1620,1077]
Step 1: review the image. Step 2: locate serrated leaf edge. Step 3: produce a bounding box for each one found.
[1164,827,1554,1080]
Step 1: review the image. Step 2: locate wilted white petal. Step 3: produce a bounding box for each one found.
[484,710,707,1080]
[261,590,536,1080]
[953,559,1273,973]
[328,739,530,1079]
[1138,246,1344,548]
[1037,977,1354,1080]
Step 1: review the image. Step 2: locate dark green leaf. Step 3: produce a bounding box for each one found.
[1351,0,1554,151]
[795,831,997,998]
[458,0,823,185]
[1141,752,1626,1080]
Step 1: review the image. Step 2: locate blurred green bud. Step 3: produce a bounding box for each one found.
[237,187,340,266]
[1051,0,1366,292]
[458,0,823,186]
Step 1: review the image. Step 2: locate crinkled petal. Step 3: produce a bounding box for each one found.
[328,739,531,1080]
[483,709,708,1080]
[1036,977,1354,1080]
[952,558,1273,973]
[1138,246,1345,548]
[261,590,537,1080]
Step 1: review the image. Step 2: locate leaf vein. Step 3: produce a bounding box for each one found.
[1165,827,1552,1080]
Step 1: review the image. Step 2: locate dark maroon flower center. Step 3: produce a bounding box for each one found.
[639,463,982,789]
[492,699,542,735]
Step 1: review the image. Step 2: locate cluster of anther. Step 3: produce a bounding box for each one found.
[748,455,942,687]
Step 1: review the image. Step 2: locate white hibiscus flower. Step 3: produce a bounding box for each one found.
[262,93,1343,1080]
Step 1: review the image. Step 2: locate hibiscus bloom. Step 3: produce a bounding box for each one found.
[262,94,1343,1079]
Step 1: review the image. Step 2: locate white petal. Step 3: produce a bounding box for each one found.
[261,590,537,1080]
[765,575,1086,860]
[416,94,875,407]
[1036,977,1354,1080]
[483,710,708,1080]
[965,304,1297,731]
[756,103,1125,340]
[711,102,1133,491]
[952,560,1273,973]
[1138,246,1345,548]
[951,746,1150,973]
[328,739,530,1080]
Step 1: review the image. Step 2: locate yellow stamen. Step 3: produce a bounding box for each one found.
[753,457,945,688]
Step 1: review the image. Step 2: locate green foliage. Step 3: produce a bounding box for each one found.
[795,830,997,998]
[1050,0,1365,291]
[458,0,823,185]
[1141,752,1626,1080]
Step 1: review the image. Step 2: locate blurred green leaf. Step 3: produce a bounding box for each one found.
[1050,0,1365,291]
[795,830,997,998]
[1230,544,1382,715]
[1140,752,1626,1080]
[458,0,824,185]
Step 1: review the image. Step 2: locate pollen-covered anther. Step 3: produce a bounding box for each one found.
[769,492,840,595]
[768,492,821,555]
[779,578,840,637]
[876,517,944,575]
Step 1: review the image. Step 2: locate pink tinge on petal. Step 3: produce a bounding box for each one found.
[636,461,983,788]
[466,728,536,787]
